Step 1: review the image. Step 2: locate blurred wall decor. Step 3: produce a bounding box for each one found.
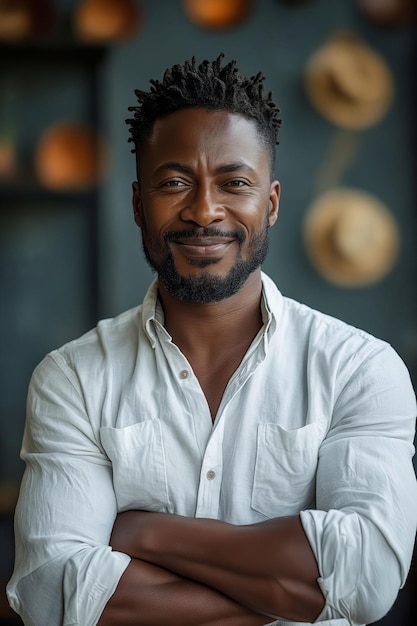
[304,30,394,130]
[34,121,108,191]
[183,0,256,30]
[303,187,400,287]
[0,0,56,41]
[302,29,398,286]
[73,0,142,42]
[357,0,417,27]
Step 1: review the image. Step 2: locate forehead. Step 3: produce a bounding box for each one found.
[139,108,268,170]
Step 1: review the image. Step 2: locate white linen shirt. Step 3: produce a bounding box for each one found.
[7,273,417,626]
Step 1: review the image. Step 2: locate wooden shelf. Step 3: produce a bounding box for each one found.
[0,170,100,203]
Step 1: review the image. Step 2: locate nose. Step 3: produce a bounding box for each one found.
[180,185,226,226]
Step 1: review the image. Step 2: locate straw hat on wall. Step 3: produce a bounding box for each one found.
[304,31,394,129]
[303,188,400,287]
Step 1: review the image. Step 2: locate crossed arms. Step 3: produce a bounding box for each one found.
[8,347,417,626]
[98,510,324,625]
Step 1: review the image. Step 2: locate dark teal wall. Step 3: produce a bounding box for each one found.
[99,0,417,386]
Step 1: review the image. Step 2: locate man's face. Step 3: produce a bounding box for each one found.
[133,108,280,303]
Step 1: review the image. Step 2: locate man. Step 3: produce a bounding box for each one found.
[7,54,417,625]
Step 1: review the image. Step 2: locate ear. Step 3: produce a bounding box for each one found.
[268,180,280,227]
[132,181,142,227]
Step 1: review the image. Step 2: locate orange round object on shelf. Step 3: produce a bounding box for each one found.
[0,140,16,178]
[74,0,141,42]
[183,0,255,29]
[0,0,55,41]
[35,122,107,191]
[0,0,32,41]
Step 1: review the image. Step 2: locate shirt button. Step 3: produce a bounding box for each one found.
[206,470,216,480]
[179,369,189,380]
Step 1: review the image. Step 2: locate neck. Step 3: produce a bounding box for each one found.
[158,270,264,354]
[158,270,264,421]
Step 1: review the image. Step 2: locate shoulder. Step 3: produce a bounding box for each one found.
[63,304,142,362]
[33,304,144,389]
[284,295,383,351]
[262,271,385,353]
[262,273,414,399]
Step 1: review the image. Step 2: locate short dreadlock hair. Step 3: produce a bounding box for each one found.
[126,53,282,174]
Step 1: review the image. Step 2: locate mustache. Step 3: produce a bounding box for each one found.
[164,227,245,245]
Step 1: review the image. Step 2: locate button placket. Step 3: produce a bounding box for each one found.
[195,417,225,518]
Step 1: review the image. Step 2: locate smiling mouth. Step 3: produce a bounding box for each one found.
[171,238,235,257]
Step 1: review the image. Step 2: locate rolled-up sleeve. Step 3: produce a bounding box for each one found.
[301,344,417,625]
[6,354,130,626]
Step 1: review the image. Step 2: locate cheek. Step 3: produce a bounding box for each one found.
[140,207,164,238]
[142,221,163,251]
[140,212,172,260]
[142,197,178,232]
[246,205,271,230]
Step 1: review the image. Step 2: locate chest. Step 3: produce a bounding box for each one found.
[193,355,244,420]
[183,337,258,420]
[99,378,328,522]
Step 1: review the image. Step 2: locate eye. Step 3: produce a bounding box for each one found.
[161,179,187,187]
[156,178,191,192]
[222,179,250,190]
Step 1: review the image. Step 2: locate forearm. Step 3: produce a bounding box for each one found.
[110,511,325,622]
[98,557,268,626]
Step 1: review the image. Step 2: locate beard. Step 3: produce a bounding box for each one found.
[140,215,270,304]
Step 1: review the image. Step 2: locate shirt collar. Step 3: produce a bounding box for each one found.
[142,279,166,348]
[259,271,282,347]
[141,272,284,348]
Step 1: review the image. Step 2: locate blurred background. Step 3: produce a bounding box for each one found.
[0,0,416,623]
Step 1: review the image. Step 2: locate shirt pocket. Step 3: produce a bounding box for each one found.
[100,420,170,512]
[252,420,328,518]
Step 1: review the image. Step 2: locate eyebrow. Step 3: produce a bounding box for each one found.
[216,161,256,175]
[154,161,257,176]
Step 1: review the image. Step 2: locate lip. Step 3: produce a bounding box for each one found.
[171,238,234,257]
